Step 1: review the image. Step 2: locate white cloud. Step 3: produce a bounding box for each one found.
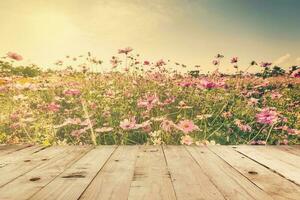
[273,53,291,65]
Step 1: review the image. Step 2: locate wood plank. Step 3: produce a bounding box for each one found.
[0,144,32,156]
[128,146,176,200]
[244,146,300,168]
[234,145,300,185]
[274,145,300,156]
[29,146,116,200]
[0,145,47,166]
[210,146,300,200]
[163,145,225,200]
[0,144,29,151]
[0,146,91,200]
[0,146,67,187]
[186,146,272,200]
[0,145,44,168]
[79,146,139,200]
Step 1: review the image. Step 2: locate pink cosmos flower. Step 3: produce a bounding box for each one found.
[163,96,175,105]
[89,102,97,109]
[275,126,299,135]
[10,113,20,121]
[231,57,238,63]
[54,118,82,128]
[242,90,258,97]
[274,125,289,131]
[102,111,111,118]
[178,80,193,87]
[176,120,199,134]
[137,120,152,132]
[287,129,300,136]
[270,92,282,99]
[291,69,300,78]
[47,102,61,112]
[235,120,252,132]
[118,47,133,54]
[110,56,121,68]
[137,93,160,110]
[7,52,23,61]
[160,119,176,132]
[248,98,259,106]
[120,117,137,130]
[143,61,150,65]
[212,60,219,66]
[180,135,193,145]
[198,79,225,89]
[71,127,89,138]
[155,59,166,67]
[222,111,232,118]
[63,89,81,96]
[80,119,95,126]
[260,62,272,68]
[235,119,251,131]
[256,108,279,125]
[105,89,115,98]
[215,80,226,88]
[199,79,216,89]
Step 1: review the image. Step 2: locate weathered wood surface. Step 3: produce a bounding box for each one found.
[0,145,299,200]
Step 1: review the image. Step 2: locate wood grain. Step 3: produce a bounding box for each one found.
[186,146,272,200]
[0,146,91,200]
[210,145,300,200]
[234,145,300,185]
[128,146,176,200]
[163,145,225,200]
[79,146,139,200]
[29,146,116,200]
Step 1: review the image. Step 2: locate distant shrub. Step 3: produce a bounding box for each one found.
[0,60,41,77]
[289,66,300,74]
[188,70,200,77]
[256,66,286,78]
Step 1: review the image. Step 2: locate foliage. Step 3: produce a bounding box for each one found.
[0,60,41,77]
[0,50,299,145]
[256,66,286,78]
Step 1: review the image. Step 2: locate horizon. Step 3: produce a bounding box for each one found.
[1,0,300,73]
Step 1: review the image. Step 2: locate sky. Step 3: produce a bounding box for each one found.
[1,0,300,73]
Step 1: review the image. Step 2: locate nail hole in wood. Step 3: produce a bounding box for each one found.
[62,174,85,178]
[29,177,41,181]
[248,171,258,175]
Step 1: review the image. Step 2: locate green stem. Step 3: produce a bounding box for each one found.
[249,124,266,143]
[81,99,97,145]
[265,123,275,145]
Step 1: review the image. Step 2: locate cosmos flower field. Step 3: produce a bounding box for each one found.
[0,48,299,145]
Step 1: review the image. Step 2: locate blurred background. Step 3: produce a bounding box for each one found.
[0,0,300,73]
